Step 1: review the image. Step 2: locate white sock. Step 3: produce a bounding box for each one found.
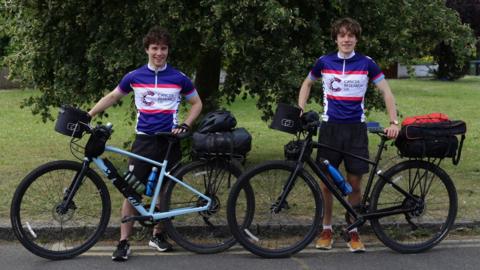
[322,225,333,231]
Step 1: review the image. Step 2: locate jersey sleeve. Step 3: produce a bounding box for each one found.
[308,57,324,81]
[367,57,385,84]
[117,72,135,94]
[180,74,198,100]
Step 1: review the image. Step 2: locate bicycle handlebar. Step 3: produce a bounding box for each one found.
[83,123,190,140]
[154,131,192,140]
[299,120,321,133]
[367,126,385,135]
[299,120,388,139]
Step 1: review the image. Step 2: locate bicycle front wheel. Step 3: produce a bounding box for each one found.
[162,158,254,254]
[10,160,111,260]
[370,160,457,253]
[227,160,322,258]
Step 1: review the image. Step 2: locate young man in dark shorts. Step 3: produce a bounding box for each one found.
[298,17,399,252]
[88,26,202,261]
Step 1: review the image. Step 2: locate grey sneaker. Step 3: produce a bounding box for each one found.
[112,240,131,261]
[148,234,173,252]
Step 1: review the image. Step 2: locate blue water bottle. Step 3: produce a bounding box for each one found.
[323,160,352,196]
[145,167,158,197]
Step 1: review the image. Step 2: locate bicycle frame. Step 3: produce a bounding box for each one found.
[64,142,212,223]
[278,128,420,232]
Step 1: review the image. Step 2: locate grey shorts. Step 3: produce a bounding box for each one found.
[316,122,369,175]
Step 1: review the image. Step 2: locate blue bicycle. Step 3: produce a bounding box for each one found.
[10,108,254,260]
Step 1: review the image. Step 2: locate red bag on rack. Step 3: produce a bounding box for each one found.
[401,112,449,126]
[395,113,466,165]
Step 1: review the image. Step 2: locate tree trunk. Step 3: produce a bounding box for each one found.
[194,49,222,113]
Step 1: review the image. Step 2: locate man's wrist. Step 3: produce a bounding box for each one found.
[389,120,399,126]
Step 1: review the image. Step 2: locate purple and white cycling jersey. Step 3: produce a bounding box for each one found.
[118,64,198,134]
[308,51,385,123]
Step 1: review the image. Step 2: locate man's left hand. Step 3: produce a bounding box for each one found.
[172,123,190,134]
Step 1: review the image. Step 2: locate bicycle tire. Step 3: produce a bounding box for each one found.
[162,159,254,254]
[370,160,457,253]
[227,160,323,258]
[10,160,111,260]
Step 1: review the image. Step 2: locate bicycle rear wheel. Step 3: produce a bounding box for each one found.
[162,158,254,254]
[227,160,322,258]
[10,160,111,260]
[370,160,457,253]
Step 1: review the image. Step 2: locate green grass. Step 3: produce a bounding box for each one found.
[1,76,479,223]
[377,77,480,222]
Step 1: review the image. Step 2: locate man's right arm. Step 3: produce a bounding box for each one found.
[88,87,126,117]
[298,77,315,112]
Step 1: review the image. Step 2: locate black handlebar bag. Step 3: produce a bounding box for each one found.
[55,105,91,138]
[270,103,302,135]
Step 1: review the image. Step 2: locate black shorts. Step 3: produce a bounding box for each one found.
[129,134,181,183]
[316,122,369,175]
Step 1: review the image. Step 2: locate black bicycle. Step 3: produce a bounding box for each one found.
[227,111,457,258]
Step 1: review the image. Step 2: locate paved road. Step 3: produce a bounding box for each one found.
[1,240,480,270]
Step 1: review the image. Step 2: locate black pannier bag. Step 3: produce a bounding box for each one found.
[395,135,459,158]
[192,127,252,156]
[400,120,466,139]
[394,120,466,165]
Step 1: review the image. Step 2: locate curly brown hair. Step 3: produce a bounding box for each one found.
[143,26,171,49]
[331,17,362,41]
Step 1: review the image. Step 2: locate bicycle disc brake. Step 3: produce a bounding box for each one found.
[402,195,425,230]
[270,197,290,213]
[197,195,219,231]
[53,201,76,222]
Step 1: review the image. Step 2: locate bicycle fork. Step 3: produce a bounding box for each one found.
[271,163,302,214]
[58,158,91,215]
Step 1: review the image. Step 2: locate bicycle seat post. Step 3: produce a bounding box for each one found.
[163,137,176,163]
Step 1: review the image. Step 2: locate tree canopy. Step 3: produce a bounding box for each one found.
[447,0,480,57]
[2,0,476,121]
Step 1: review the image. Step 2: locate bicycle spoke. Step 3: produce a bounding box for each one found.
[371,161,456,253]
[11,161,110,259]
[229,162,320,257]
[164,160,245,253]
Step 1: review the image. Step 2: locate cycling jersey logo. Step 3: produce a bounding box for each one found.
[328,77,342,92]
[142,90,155,106]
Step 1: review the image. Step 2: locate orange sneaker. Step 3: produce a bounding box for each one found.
[347,231,366,253]
[315,229,334,250]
